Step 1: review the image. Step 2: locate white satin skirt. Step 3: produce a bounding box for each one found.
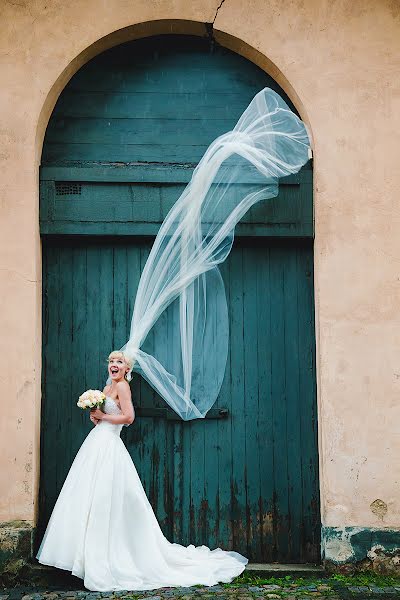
[36,420,248,591]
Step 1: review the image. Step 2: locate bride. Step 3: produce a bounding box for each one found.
[35,350,248,591]
[36,88,311,591]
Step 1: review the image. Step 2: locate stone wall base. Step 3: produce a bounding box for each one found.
[0,520,35,585]
[322,526,400,575]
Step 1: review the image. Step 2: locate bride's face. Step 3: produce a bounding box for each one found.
[108,356,129,382]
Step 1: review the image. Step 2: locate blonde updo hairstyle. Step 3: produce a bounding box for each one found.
[107,350,133,381]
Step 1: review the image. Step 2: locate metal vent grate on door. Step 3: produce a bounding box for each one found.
[55,182,82,196]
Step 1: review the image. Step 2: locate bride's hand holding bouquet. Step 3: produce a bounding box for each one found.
[90,407,105,423]
[77,389,106,425]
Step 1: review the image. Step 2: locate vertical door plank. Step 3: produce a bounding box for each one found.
[297,246,320,561]
[229,248,247,555]
[283,247,303,560]
[189,422,206,543]
[269,246,289,560]
[71,245,88,452]
[217,259,234,551]
[40,246,60,519]
[98,244,115,388]
[256,246,275,560]
[243,247,261,559]
[85,245,102,389]
[124,244,143,470]
[137,247,156,512]
[58,248,74,473]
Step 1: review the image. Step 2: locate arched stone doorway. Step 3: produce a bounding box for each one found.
[38,33,319,562]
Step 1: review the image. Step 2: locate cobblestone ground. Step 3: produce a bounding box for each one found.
[2,582,400,600]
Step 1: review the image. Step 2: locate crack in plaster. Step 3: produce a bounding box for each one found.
[212,0,227,25]
[205,0,227,48]
[0,268,37,284]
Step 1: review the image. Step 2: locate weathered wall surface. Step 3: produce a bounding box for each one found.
[0,0,399,565]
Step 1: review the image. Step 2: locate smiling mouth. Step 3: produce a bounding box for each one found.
[110,367,119,375]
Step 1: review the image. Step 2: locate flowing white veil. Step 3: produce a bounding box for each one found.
[107,87,311,420]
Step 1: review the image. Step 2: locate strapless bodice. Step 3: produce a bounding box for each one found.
[96,396,123,435]
[103,395,122,415]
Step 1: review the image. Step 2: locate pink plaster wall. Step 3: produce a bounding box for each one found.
[0,0,399,532]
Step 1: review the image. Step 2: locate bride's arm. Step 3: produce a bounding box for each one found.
[92,381,135,425]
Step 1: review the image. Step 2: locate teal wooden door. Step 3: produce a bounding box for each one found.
[38,35,320,562]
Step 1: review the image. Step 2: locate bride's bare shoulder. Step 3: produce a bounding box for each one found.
[116,379,130,391]
[116,380,132,400]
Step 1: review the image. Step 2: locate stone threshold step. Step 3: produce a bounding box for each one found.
[246,563,325,577]
[17,562,326,587]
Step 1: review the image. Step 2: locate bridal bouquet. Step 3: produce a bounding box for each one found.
[77,389,106,411]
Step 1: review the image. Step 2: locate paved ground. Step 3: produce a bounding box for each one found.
[2,582,400,600]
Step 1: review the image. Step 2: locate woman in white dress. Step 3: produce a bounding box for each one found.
[36,350,248,592]
[36,88,311,591]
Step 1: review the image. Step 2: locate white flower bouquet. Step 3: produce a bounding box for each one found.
[77,389,106,411]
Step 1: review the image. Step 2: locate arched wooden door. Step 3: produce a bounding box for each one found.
[38,35,320,562]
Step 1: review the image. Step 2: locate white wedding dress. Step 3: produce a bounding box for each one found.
[36,396,248,591]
